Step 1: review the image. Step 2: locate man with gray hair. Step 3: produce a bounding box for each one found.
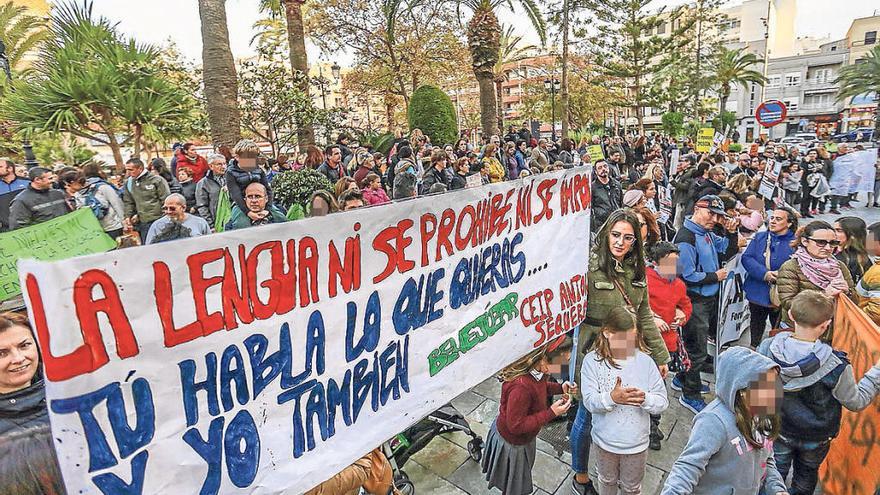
[195,153,227,228]
[144,193,210,244]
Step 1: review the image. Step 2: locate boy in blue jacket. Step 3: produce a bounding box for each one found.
[758,290,880,495]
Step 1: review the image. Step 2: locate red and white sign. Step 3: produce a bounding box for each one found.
[756,100,788,127]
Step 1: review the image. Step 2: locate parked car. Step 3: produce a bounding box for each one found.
[781,134,821,153]
[832,127,876,143]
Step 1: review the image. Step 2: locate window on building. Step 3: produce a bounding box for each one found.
[810,68,833,83]
[749,82,757,113]
[830,45,837,51]
[767,75,782,88]
[657,22,666,35]
[783,98,799,111]
[784,73,801,87]
[804,93,832,108]
[866,31,877,45]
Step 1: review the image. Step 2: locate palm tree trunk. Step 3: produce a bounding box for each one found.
[197,0,241,148]
[282,0,315,148]
[468,7,501,139]
[495,79,504,134]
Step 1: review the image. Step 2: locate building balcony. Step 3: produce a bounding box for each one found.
[795,103,844,115]
[801,79,839,91]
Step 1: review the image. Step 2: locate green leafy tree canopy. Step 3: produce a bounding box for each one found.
[407,85,458,146]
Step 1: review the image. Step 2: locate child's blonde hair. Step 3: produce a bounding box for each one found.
[591,307,646,369]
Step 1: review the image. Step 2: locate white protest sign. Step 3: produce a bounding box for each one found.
[669,149,680,177]
[657,185,672,225]
[20,169,592,495]
[758,160,782,199]
[466,173,483,188]
[717,254,750,348]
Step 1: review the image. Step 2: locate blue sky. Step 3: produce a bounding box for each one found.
[89,0,880,65]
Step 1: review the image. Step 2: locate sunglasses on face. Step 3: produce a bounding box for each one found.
[807,237,840,248]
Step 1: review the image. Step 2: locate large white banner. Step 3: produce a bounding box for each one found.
[19,169,591,495]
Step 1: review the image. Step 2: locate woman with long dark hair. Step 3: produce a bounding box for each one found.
[569,209,670,495]
[834,216,872,284]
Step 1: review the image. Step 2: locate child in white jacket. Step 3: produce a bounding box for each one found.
[582,307,668,495]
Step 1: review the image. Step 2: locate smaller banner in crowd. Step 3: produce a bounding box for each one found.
[758,160,782,199]
[716,254,750,348]
[819,296,880,495]
[587,145,605,163]
[696,128,715,152]
[0,209,115,300]
[830,150,877,196]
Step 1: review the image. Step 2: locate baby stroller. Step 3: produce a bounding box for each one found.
[382,404,483,494]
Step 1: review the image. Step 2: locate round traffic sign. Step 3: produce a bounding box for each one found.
[755,100,787,127]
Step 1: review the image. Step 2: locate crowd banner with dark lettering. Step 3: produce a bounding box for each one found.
[717,254,750,348]
[819,296,880,495]
[19,169,592,495]
[0,209,115,300]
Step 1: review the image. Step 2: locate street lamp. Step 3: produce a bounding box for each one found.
[331,62,341,81]
[544,78,561,142]
[0,38,37,168]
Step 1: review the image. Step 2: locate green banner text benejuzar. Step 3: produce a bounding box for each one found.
[0,209,116,300]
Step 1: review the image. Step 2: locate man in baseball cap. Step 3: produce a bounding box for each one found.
[671,193,740,414]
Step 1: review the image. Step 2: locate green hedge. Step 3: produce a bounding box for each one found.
[408,85,458,146]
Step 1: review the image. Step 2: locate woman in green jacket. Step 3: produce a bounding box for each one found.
[569,209,670,495]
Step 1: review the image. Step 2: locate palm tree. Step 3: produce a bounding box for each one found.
[493,25,536,133]
[836,45,880,141]
[459,0,545,138]
[260,0,315,146]
[197,0,241,147]
[0,1,49,86]
[712,47,766,113]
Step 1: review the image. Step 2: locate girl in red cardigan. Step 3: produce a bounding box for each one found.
[481,341,575,495]
[645,241,692,451]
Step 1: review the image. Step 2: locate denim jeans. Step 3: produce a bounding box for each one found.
[773,435,832,495]
[570,404,593,474]
[677,294,717,400]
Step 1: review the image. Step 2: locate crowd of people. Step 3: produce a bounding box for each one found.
[1,124,880,495]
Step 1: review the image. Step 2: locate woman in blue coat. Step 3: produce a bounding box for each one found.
[741,206,798,348]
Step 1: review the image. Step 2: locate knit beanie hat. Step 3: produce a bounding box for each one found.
[623,189,644,207]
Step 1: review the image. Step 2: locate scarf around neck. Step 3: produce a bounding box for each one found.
[794,247,845,289]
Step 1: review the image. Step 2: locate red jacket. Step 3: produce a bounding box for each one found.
[646,266,693,352]
[175,150,209,182]
[495,374,563,445]
[362,187,390,206]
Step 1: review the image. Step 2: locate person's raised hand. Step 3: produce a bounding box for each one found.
[550,395,572,417]
[562,381,578,397]
[715,267,729,281]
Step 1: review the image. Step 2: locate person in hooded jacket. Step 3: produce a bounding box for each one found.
[0,313,47,435]
[661,347,788,495]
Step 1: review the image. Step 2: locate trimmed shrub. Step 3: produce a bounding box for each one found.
[270,168,333,211]
[408,85,458,146]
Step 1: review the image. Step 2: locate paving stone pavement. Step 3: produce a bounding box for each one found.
[404,203,880,494]
[405,372,718,495]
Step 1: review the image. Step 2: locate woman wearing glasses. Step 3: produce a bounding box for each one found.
[569,209,670,495]
[776,220,854,331]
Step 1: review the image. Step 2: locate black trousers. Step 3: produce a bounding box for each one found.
[676,293,717,400]
[749,302,779,348]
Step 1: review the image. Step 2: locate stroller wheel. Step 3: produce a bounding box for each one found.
[467,438,483,462]
[394,477,415,495]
